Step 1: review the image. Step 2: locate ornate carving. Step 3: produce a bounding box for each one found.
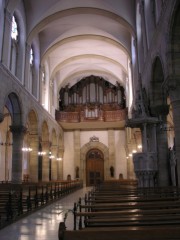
[132,77,150,118]
[89,136,99,142]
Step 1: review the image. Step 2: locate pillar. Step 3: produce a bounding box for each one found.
[108,130,115,179]
[29,134,39,182]
[139,0,148,55]
[24,43,31,89]
[57,147,64,180]
[41,141,50,182]
[51,145,58,180]
[2,9,12,67]
[74,130,81,179]
[171,98,180,186]
[142,123,148,152]
[10,125,27,183]
[156,115,170,186]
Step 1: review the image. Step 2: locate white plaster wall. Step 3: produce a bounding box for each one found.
[63,129,128,181]
[80,130,108,147]
[63,132,75,179]
[114,130,127,179]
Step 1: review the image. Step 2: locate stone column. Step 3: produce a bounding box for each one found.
[152,124,157,152]
[2,9,12,67]
[108,130,115,179]
[74,130,81,179]
[29,134,39,182]
[57,147,64,180]
[139,0,148,55]
[24,43,31,89]
[156,116,170,186]
[142,123,148,152]
[51,145,58,180]
[171,98,180,185]
[41,141,50,182]
[10,125,27,183]
[127,156,135,179]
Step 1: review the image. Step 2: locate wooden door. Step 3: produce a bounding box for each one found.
[86,149,104,186]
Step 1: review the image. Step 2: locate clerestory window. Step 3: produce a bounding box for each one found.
[11,16,18,41]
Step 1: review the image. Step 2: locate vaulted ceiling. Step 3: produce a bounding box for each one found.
[24,0,136,95]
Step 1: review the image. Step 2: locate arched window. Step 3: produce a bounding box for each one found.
[11,16,18,40]
[29,47,34,93]
[30,47,34,65]
[10,15,18,75]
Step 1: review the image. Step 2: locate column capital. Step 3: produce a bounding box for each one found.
[10,125,27,134]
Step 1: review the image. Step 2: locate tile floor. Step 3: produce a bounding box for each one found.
[0,187,91,240]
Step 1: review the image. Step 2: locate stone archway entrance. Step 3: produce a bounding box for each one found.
[80,141,109,186]
[86,149,104,186]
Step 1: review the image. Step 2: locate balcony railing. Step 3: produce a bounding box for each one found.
[55,107,127,123]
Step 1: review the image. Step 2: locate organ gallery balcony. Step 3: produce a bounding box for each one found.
[56,75,127,129]
[55,104,128,130]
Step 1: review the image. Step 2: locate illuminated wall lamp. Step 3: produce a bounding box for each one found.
[38,151,46,156]
[22,147,32,152]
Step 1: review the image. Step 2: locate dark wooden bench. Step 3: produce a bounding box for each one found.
[59,183,180,239]
[58,224,180,240]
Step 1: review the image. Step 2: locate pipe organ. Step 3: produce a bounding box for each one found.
[56,75,127,123]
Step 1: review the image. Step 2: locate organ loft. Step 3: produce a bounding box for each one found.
[0,0,180,239]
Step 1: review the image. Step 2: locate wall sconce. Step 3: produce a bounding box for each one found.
[22,147,32,152]
[38,151,46,156]
[57,157,62,161]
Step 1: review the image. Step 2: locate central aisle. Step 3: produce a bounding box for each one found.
[0,187,91,240]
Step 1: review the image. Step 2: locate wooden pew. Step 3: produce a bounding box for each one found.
[0,180,83,229]
[58,183,180,239]
[58,224,180,240]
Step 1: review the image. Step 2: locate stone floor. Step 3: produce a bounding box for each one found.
[0,187,91,240]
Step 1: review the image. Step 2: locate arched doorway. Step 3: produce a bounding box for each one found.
[86,149,104,186]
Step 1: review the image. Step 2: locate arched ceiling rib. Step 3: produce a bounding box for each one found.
[23,0,135,102]
[56,69,126,92]
[26,7,135,44]
[51,54,128,84]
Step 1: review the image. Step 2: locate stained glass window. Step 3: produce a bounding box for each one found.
[30,48,34,65]
[11,16,18,40]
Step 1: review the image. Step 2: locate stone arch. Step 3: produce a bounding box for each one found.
[0,106,13,181]
[80,141,109,185]
[5,92,22,125]
[4,92,24,182]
